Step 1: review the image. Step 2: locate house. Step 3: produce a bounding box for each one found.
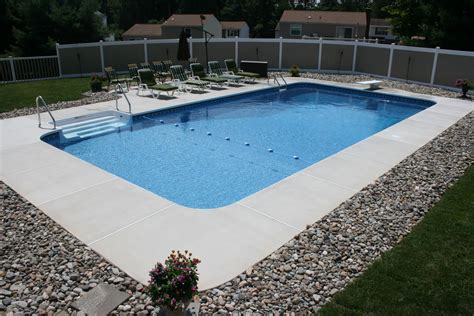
[160,14,222,39]
[369,18,397,42]
[122,14,250,40]
[275,10,367,39]
[122,24,162,40]
[220,21,249,38]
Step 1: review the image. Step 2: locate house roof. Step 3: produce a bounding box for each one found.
[370,18,391,27]
[279,10,367,25]
[220,21,248,30]
[122,24,162,38]
[163,14,215,27]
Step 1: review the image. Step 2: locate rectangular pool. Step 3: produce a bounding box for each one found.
[43,83,434,208]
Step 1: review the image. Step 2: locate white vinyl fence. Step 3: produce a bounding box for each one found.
[0,55,60,83]
[1,38,473,90]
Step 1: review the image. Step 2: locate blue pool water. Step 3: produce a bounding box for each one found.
[43,83,434,208]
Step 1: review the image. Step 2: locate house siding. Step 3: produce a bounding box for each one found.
[277,22,366,39]
[160,16,222,39]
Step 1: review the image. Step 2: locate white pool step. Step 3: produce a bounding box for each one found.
[61,116,128,140]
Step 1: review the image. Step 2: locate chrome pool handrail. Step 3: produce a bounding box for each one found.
[36,96,56,129]
[271,73,287,90]
[114,84,132,113]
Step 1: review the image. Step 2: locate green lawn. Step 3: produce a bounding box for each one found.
[0,78,91,113]
[318,166,474,315]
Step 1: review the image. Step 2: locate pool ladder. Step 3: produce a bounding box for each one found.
[271,73,288,90]
[114,84,132,113]
[36,96,56,129]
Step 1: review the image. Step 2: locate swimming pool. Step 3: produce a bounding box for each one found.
[43,83,434,208]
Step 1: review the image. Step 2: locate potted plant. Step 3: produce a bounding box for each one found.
[90,75,103,92]
[289,64,300,77]
[455,79,472,99]
[148,250,200,315]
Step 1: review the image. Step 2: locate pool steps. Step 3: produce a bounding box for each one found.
[61,116,128,141]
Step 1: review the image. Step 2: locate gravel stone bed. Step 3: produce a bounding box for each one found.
[0,91,119,120]
[1,96,472,314]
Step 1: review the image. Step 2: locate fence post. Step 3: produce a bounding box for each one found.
[189,37,193,59]
[235,36,239,62]
[99,40,105,73]
[9,56,16,82]
[55,43,63,77]
[352,39,358,73]
[387,43,395,79]
[430,46,440,86]
[318,37,323,71]
[278,37,283,70]
[144,38,148,63]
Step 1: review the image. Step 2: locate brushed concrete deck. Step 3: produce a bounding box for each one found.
[1,78,472,290]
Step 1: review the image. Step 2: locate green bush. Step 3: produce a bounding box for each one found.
[289,65,300,77]
[90,76,103,92]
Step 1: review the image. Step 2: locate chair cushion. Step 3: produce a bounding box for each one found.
[202,76,227,83]
[186,79,208,86]
[152,83,178,91]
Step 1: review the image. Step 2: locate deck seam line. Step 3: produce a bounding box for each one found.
[37,177,117,206]
[87,203,175,246]
[300,172,359,192]
[237,202,302,232]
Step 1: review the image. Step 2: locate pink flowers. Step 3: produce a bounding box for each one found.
[455,79,468,88]
[147,250,200,310]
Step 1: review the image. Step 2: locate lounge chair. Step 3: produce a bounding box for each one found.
[208,61,244,84]
[152,61,170,82]
[169,65,209,92]
[190,63,227,88]
[128,64,140,86]
[139,62,153,71]
[137,69,178,98]
[104,67,133,91]
[224,59,260,82]
[162,60,174,72]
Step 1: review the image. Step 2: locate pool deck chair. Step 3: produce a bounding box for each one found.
[170,65,209,93]
[162,60,174,72]
[137,69,177,98]
[208,61,243,85]
[357,80,383,90]
[224,59,260,82]
[128,64,140,86]
[190,63,227,88]
[152,61,170,82]
[104,67,133,91]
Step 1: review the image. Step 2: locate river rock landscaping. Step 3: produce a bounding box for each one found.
[0,94,472,315]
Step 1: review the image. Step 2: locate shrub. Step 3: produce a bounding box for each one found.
[90,76,103,92]
[148,250,200,310]
[289,65,300,77]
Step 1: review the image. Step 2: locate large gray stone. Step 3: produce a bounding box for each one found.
[71,283,129,316]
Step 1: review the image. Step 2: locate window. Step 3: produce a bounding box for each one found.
[290,24,302,36]
[226,29,240,37]
[336,27,353,39]
[375,27,388,36]
[184,28,191,38]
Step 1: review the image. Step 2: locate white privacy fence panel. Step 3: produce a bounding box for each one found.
[0,56,60,83]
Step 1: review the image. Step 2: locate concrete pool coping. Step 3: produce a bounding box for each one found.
[1,78,472,290]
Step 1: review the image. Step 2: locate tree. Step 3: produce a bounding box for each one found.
[387,0,474,51]
[0,0,14,56]
[7,0,105,56]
